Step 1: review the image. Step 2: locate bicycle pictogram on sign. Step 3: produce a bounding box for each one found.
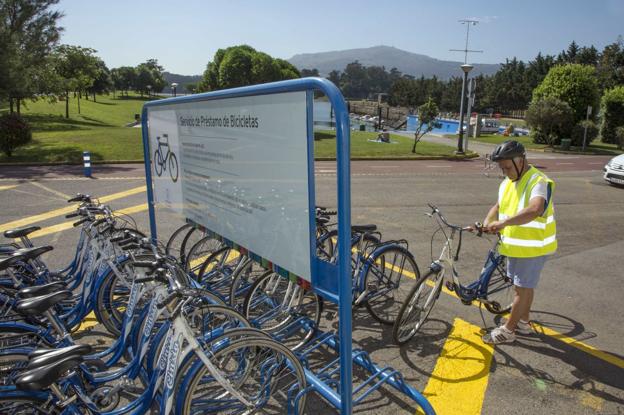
[154,134,179,182]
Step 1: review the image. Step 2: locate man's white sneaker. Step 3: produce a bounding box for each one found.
[482,326,516,344]
[503,319,533,335]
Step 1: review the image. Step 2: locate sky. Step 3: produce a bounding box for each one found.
[55,0,624,75]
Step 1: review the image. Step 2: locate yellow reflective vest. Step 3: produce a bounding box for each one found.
[498,165,557,258]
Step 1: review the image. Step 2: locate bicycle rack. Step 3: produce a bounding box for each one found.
[142,78,435,414]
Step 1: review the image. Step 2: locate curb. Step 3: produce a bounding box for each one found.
[0,154,480,167]
[0,160,144,167]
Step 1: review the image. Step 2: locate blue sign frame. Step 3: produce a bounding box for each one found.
[142,77,355,413]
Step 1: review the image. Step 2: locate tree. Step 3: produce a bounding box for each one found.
[199,45,299,92]
[53,45,99,117]
[300,68,320,77]
[89,58,111,101]
[0,113,32,157]
[412,98,439,153]
[597,38,624,90]
[111,66,136,96]
[532,64,600,123]
[526,97,574,146]
[340,61,368,99]
[185,82,197,94]
[599,86,624,145]
[327,70,341,86]
[0,0,63,114]
[135,59,166,95]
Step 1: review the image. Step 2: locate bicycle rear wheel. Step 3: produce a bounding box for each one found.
[165,223,194,260]
[184,235,223,276]
[392,269,443,345]
[363,246,420,325]
[484,261,513,314]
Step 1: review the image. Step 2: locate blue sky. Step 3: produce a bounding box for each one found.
[55,0,624,75]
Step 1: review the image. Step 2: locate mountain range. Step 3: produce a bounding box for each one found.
[163,45,502,91]
[288,45,500,79]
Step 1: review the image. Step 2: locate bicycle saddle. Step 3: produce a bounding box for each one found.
[3,225,41,239]
[28,344,93,369]
[18,281,67,299]
[11,246,53,261]
[352,224,377,233]
[0,254,22,271]
[16,290,72,316]
[16,354,83,391]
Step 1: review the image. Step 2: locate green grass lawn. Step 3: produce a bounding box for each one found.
[315,130,465,158]
[0,94,148,163]
[0,95,466,163]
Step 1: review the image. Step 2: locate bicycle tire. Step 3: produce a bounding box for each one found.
[184,235,223,275]
[363,246,420,325]
[154,149,163,176]
[165,223,194,259]
[178,337,307,415]
[392,269,443,345]
[0,396,49,414]
[169,152,179,182]
[229,258,266,310]
[484,262,514,314]
[243,271,321,351]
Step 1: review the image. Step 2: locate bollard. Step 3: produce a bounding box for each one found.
[83,151,92,177]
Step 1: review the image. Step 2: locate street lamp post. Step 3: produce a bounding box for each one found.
[146,85,152,98]
[171,82,178,98]
[456,64,473,154]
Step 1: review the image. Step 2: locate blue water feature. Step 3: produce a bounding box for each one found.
[406,115,462,134]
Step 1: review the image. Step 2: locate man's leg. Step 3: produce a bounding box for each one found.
[504,286,533,331]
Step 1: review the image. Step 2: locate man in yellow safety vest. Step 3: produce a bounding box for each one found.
[481,140,557,344]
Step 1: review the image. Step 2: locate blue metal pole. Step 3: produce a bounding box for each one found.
[140,108,158,241]
[82,151,91,177]
[334,87,353,415]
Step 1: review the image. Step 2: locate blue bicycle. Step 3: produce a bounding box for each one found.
[392,204,513,344]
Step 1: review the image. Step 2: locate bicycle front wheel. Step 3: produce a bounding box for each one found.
[169,152,179,182]
[363,246,420,325]
[392,269,443,345]
[178,337,307,415]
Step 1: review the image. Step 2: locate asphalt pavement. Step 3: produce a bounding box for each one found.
[0,157,622,415]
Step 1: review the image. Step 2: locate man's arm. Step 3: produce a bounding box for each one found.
[487,197,546,232]
[483,203,499,227]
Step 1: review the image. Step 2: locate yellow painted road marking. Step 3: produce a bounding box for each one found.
[30,203,148,239]
[0,185,146,234]
[76,311,99,331]
[531,322,624,369]
[0,185,17,191]
[416,318,493,415]
[385,260,624,368]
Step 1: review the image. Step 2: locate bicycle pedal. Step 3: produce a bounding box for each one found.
[460,299,473,306]
[445,282,455,292]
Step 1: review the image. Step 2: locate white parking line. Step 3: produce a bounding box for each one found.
[371,165,400,168]
[426,165,452,168]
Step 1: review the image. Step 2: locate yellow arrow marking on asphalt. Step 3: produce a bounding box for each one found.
[76,311,99,331]
[30,203,148,239]
[0,185,18,191]
[0,185,146,234]
[416,318,493,415]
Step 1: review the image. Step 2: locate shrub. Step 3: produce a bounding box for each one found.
[532,64,600,123]
[599,86,624,145]
[526,97,574,146]
[0,113,32,157]
[570,120,599,147]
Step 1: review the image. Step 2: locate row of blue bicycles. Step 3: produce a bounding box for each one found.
[0,193,513,414]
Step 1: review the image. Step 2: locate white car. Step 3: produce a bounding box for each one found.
[604,154,624,186]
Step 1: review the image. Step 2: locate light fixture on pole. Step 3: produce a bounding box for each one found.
[457,63,473,154]
[146,84,152,98]
[171,82,178,97]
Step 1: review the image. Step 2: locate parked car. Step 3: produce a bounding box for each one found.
[604,154,624,186]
